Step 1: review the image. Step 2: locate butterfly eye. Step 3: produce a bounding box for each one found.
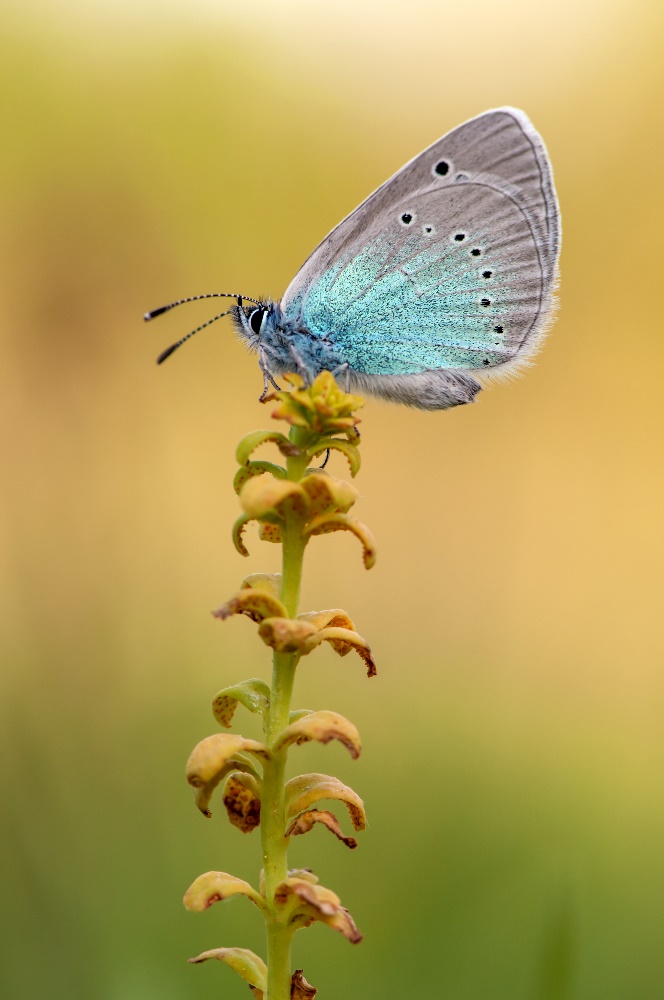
[249,307,268,335]
[433,160,450,177]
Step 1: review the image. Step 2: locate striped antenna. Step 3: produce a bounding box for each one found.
[155,306,237,364]
[144,291,262,322]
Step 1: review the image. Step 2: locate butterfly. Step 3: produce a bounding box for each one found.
[146,107,560,411]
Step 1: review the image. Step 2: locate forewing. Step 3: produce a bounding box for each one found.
[281,108,560,376]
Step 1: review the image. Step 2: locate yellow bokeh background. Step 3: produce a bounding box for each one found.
[2,1,663,997]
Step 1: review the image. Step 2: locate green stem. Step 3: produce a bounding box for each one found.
[261,427,311,1000]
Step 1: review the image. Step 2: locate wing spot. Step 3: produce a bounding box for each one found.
[482,270,493,279]
[494,325,503,333]
[481,298,491,307]
[483,359,490,366]
[423,225,434,235]
[434,160,449,176]
[455,172,469,182]
[454,233,466,242]
[400,212,414,226]
[471,248,481,256]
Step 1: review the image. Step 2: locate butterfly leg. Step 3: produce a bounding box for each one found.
[258,348,281,401]
[288,343,313,384]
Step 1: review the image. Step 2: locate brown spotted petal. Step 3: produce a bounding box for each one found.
[301,626,376,678]
[223,772,261,833]
[291,970,317,998]
[274,710,361,759]
[187,947,267,994]
[184,871,266,913]
[276,879,362,943]
[286,809,358,849]
[186,734,268,816]
[212,589,288,624]
[235,429,301,465]
[258,617,317,654]
[304,513,376,569]
[301,473,358,517]
[258,522,283,544]
[285,773,366,832]
[240,477,310,522]
[241,572,282,596]
[211,679,270,729]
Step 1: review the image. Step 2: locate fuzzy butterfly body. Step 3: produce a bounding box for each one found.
[149,108,560,410]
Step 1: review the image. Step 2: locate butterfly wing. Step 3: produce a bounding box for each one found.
[280,108,560,407]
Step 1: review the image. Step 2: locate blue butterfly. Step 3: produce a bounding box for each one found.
[146,107,560,411]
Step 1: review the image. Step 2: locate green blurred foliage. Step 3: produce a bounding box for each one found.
[1,1,663,997]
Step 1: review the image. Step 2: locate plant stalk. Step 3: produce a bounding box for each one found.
[261,427,311,1000]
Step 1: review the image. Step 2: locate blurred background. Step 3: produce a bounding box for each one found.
[1,1,663,997]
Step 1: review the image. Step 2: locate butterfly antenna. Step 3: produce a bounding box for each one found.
[144,291,262,322]
[156,307,236,364]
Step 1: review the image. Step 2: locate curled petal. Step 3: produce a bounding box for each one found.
[232,515,252,557]
[241,573,282,596]
[258,617,317,654]
[298,608,355,631]
[233,460,286,495]
[275,878,362,943]
[274,710,361,759]
[286,809,358,849]
[240,477,310,521]
[307,438,361,477]
[302,627,377,678]
[305,513,376,569]
[301,473,358,517]
[186,734,268,816]
[287,868,319,885]
[285,773,366,831]
[236,430,301,465]
[289,708,314,724]
[223,773,261,833]
[188,947,267,993]
[212,590,288,624]
[291,970,317,999]
[323,906,363,943]
[184,871,265,913]
[211,679,270,729]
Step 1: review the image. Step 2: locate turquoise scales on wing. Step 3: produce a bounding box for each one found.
[282,178,549,378]
[288,232,511,375]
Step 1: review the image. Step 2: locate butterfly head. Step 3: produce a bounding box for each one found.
[233,298,276,347]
